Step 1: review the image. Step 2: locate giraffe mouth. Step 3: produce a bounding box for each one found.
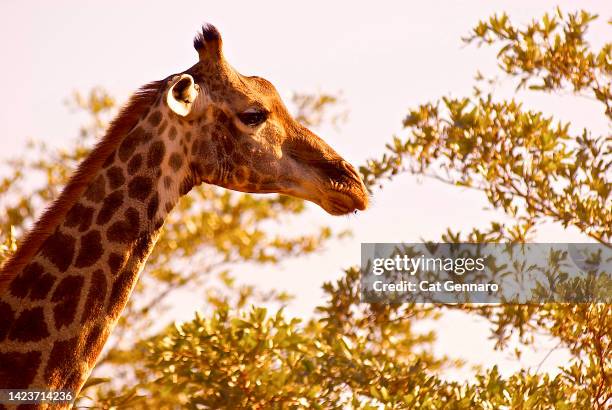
[277,158,369,215]
[324,180,369,215]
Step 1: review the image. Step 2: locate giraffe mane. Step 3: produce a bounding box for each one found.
[0,80,164,291]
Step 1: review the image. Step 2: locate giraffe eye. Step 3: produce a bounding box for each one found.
[237,110,267,127]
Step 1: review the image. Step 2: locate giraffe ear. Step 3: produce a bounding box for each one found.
[166,74,204,117]
[193,24,223,61]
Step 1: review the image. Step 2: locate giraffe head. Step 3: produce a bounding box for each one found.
[161,25,368,215]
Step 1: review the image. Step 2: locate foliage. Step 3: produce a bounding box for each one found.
[292,91,349,129]
[360,9,611,245]
[85,269,609,409]
[1,8,610,410]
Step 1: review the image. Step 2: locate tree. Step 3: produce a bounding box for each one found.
[1,8,610,409]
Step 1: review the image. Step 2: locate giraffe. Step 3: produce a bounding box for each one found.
[0,24,367,407]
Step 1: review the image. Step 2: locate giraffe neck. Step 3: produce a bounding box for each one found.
[0,102,195,398]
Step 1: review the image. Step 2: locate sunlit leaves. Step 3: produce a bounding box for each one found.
[292,91,349,129]
[0,226,17,266]
[93,266,609,409]
[464,9,611,120]
[360,10,611,245]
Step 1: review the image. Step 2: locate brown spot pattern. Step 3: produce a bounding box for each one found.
[119,126,145,162]
[127,153,143,175]
[8,307,49,342]
[107,253,125,276]
[158,120,168,135]
[52,275,85,330]
[65,203,95,232]
[10,262,57,301]
[169,152,183,171]
[133,234,153,260]
[30,273,56,300]
[107,166,125,189]
[75,230,103,268]
[147,110,162,126]
[147,193,159,219]
[107,207,140,243]
[0,351,41,388]
[147,141,166,168]
[102,151,115,168]
[84,324,105,366]
[44,336,79,387]
[0,301,15,342]
[9,262,44,298]
[41,230,76,273]
[97,190,124,225]
[108,269,136,316]
[128,176,153,201]
[84,174,106,203]
[81,270,107,324]
[169,126,177,140]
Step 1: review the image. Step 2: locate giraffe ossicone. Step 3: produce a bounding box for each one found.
[0,23,368,405]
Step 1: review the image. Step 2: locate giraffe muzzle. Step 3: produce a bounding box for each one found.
[323,162,368,215]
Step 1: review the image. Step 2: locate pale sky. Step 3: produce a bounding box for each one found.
[1,0,610,380]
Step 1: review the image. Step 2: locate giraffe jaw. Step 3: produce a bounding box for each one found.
[274,178,368,216]
[323,186,369,215]
[282,166,369,215]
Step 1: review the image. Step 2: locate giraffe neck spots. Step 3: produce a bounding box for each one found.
[7,307,49,342]
[107,166,125,189]
[51,275,84,330]
[128,176,153,201]
[40,230,76,273]
[0,106,194,391]
[128,153,143,174]
[84,175,107,203]
[8,262,55,301]
[81,270,107,325]
[147,141,166,168]
[65,203,95,232]
[0,350,41,388]
[74,230,103,268]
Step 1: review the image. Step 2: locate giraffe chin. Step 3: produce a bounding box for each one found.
[321,188,368,216]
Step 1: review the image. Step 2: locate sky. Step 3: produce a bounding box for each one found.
[1,0,610,380]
